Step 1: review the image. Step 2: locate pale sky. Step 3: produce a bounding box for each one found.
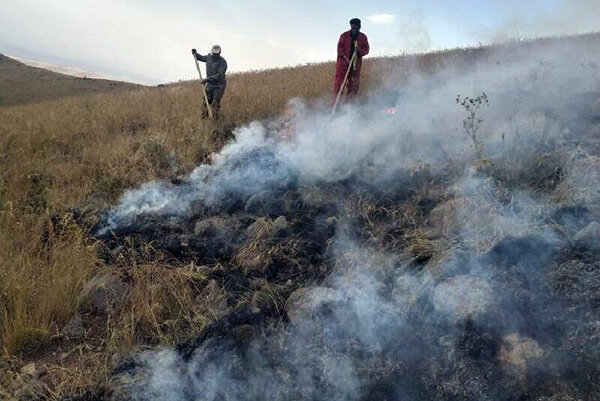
[1,0,598,84]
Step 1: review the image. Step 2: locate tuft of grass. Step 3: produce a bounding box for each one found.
[0,210,97,357]
[143,136,177,177]
[103,264,226,352]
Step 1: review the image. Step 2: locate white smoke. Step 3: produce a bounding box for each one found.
[100,35,600,235]
[395,9,431,53]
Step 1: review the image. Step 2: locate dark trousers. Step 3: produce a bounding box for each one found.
[203,84,226,118]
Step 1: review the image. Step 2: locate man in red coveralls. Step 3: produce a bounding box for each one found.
[333,18,370,101]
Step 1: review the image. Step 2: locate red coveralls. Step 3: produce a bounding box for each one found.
[333,30,370,101]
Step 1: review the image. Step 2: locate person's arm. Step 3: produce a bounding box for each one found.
[192,49,208,62]
[206,59,227,83]
[337,33,350,62]
[357,34,370,57]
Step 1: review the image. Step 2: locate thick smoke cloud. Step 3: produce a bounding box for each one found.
[104,35,600,400]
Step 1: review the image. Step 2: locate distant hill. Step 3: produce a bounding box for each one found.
[0,53,140,106]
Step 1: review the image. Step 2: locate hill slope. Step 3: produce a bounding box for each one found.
[0,33,599,400]
[0,53,138,106]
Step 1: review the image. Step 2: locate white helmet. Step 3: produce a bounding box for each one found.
[211,45,222,54]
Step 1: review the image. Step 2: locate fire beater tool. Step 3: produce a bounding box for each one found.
[192,53,214,119]
[330,47,358,119]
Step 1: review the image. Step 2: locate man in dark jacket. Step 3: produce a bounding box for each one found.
[192,45,227,118]
[333,18,370,102]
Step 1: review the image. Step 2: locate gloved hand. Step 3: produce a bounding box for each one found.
[201,79,207,84]
[192,48,197,54]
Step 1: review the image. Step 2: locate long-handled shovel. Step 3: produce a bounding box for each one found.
[330,49,357,119]
[192,54,214,119]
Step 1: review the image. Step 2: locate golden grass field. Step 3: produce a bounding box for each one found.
[0,33,598,396]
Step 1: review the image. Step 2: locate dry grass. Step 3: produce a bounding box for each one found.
[233,216,305,275]
[0,209,97,355]
[109,264,226,349]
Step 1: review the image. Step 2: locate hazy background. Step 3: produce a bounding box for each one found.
[1,0,599,84]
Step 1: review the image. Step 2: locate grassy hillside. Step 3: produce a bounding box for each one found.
[0,33,599,399]
[0,54,138,106]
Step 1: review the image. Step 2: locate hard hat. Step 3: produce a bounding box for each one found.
[211,45,222,54]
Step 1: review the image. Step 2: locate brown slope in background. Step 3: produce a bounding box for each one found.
[0,53,140,107]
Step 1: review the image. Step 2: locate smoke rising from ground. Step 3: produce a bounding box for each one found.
[395,9,431,53]
[100,35,599,234]
[104,35,600,400]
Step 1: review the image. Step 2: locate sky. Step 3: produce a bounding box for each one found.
[1,0,599,84]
